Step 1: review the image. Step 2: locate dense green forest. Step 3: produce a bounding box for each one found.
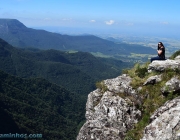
[0,70,85,140]
[0,38,133,139]
[0,38,132,95]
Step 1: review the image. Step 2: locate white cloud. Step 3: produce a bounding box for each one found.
[160,21,169,25]
[89,20,96,23]
[62,18,72,21]
[105,20,115,25]
[126,22,134,26]
[16,0,28,2]
[44,18,51,21]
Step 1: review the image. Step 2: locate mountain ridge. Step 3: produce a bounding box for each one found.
[0,37,132,95]
[0,19,156,57]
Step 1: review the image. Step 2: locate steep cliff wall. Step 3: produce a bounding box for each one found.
[77,74,141,140]
[77,54,180,140]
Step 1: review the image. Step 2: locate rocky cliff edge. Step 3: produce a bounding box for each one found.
[77,53,180,140]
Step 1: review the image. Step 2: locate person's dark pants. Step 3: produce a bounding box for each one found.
[151,56,165,62]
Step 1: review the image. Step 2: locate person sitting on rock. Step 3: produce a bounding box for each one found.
[151,42,165,62]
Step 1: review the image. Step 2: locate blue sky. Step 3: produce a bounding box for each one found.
[0,0,180,37]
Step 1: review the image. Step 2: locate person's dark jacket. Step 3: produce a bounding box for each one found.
[158,47,165,59]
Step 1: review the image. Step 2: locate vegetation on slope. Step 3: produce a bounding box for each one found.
[169,50,180,59]
[122,56,180,140]
[0,38,132,96]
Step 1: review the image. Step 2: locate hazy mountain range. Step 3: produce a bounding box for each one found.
[0,19,155,56]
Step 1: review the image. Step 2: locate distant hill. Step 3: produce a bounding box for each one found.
[0,70,85,140]
[0,19,155,56]
[0,38,131,95]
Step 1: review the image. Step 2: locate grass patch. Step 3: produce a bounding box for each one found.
[169,50,180,59]
[95,81,108,92]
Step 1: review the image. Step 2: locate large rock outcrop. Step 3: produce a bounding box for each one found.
[77,74,141,140]
[148,59,180,73]
[141,97,180,140]
[77,55,180,140]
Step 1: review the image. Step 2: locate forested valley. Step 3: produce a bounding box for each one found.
[0,38,132,139]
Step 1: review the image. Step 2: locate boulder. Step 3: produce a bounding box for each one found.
[143,75,162,85]
[148,55,180,73]
[141,97,180,140]
[175,55,180,60]
[103,74,136,95]
[161,76,180,94]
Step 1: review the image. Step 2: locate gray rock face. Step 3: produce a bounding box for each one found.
[77,74,141,140]
[103,74,134,94]
[161,76,180,94]
[143,75,162,85]
[148,58,180,72]
[175,55,180,60]
[141,97,180,140]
